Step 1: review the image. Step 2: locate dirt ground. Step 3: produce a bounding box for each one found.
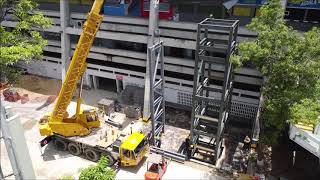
[1,75,225,179]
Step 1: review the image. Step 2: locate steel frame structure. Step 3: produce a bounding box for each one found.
[148,41,165,146]
[190,18,239,164]
[148,41,188,162]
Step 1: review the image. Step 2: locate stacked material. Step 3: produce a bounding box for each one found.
[3,88,21,102]
[124,105,141,119]
[119,85,144,106]
[98,98,115,116]
[165,107,191,130]
[231,142,248,172]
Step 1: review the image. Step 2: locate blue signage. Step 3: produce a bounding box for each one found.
[236,0,268,5]
[287,0,320,9]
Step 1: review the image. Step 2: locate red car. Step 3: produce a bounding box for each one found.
[141,0,174,20]
[144,154,168,180]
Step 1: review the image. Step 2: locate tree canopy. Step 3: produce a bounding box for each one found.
[231,0,320,144]
[0,0,51,83]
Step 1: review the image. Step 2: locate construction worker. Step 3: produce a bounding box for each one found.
[244,135,251,151]
[155,136,161,148]
[185,135,191,160]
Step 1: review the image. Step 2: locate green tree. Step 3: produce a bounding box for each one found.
[289,98,320,126]
[59,175,74,180]
[0,0,51,83]
[79,156,116,180]
[231,0,320,145]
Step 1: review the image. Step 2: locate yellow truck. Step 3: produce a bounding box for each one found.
[38,0,148,166]
[40,128,149,166]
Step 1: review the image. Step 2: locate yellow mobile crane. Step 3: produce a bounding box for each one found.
[39,0,148,166]
[39,0,103,137]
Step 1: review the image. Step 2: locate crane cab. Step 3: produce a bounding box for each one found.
[39,108,100,137]
[78,109,101,128]
[120,133,149,166]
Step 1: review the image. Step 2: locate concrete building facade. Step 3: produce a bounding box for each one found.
[8,0,315,124]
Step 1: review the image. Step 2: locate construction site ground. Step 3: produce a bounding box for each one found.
[1,75,227,179]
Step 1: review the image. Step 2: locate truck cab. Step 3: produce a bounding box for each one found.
[120,132,149,166]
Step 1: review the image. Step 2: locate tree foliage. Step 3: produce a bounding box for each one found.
[59,175,74,180]
[289,99,320,127]
[79,156,116,180]
[231,0,320,144]
[0,0,51,83]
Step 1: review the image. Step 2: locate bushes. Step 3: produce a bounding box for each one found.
[79,156,116,180]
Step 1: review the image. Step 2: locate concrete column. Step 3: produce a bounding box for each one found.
[60,0,71,82]
[143,0,159,121]
[0,165,4,179]
[303,9,309,22]
[1,106,36,179]
[221,6,226,19]
[116,79,120,93]
[280,0,287,9]
[83,73,91,88]
[92,75,98,89]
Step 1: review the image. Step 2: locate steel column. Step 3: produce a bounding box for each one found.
[148,41,165,146]
[143,0,160,121]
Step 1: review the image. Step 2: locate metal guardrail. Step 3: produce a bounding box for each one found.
[150,146,186,163]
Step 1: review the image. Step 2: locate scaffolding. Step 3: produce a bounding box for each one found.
[148,41,165,146]
[190,18,239,164]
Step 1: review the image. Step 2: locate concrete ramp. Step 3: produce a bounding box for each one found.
[289,123,320,160]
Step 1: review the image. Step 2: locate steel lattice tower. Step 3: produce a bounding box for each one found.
[190,18,239,164]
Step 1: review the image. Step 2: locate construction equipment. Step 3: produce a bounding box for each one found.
[39,0,104,137]
[144,153,168,180]
[39,0,149,166]
[40,127,149,166]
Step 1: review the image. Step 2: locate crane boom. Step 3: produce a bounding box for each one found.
[53,0,104,121]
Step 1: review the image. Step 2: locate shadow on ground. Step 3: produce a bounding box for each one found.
[41,143,73,161]
[119,157,147,174]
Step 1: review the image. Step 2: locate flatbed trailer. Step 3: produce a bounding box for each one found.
[40,107,150,166]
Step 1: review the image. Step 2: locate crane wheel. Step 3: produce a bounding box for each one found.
[84,149,100,162]
[54,139,67,151]
[101,153,114,166]
[68,143,81,156]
